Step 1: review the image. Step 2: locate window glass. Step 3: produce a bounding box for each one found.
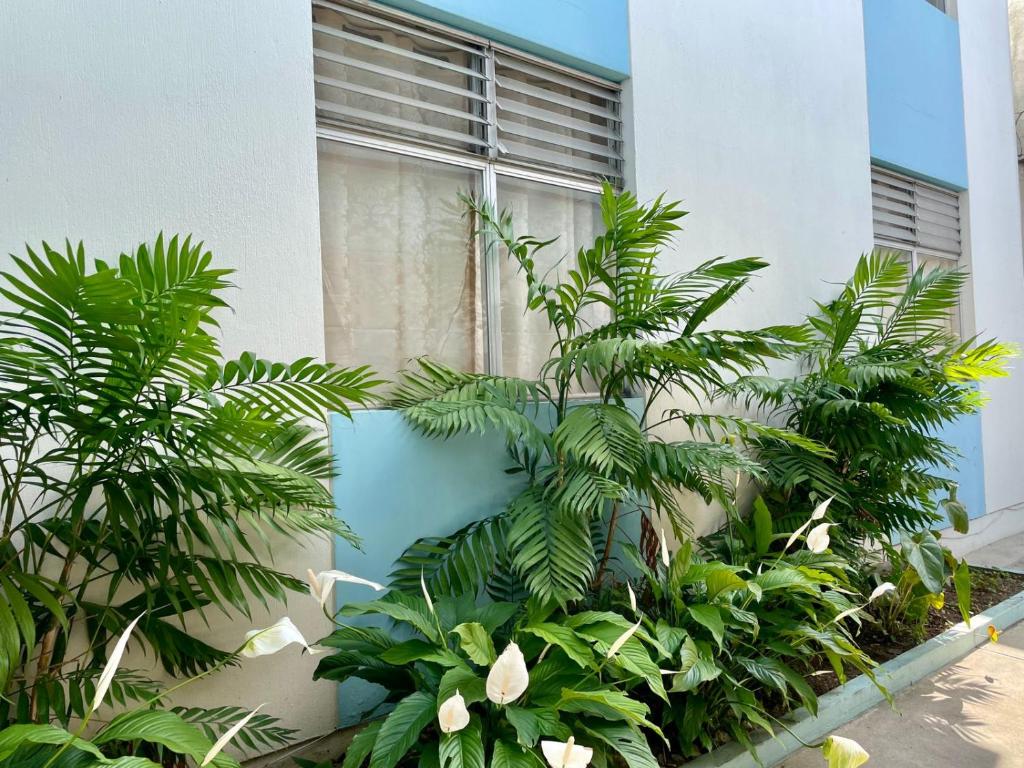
[318,139,484,384]
[916,253,961,338]
[496,176,607,380]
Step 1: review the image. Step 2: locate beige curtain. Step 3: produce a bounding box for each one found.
[497,177,605,381]
[318,139,483,385]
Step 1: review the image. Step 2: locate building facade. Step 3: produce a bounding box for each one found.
[1,0,1022,746]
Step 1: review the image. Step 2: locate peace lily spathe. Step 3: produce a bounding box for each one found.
[437,690,470,733]
[806,522,834,554]
[821,735,869,767]
[486,642,528,704]
[659,527,671,568]
[868,582,895,602]
[606,617,643,658]
[421,569,435,615]
[201,704,264,766]
[306,569,384,609]
[91,613,143,713]
[241,617,319,657]
[784,496,834,551]
[627,582,638,614]
[541,737,593,768]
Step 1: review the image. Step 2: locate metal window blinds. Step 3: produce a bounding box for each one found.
[871,168,961,256]
[312,1,623,181]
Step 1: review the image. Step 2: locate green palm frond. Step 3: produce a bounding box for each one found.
[0,236,379,710]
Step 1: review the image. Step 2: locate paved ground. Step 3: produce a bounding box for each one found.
[969,531,1024,572]
[778,621,1024,767]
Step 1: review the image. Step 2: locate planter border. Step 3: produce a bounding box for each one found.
[686,585,1024,768]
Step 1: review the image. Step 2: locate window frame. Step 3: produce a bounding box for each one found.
[313,0,617,376]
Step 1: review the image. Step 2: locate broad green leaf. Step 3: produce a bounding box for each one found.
[954,559,972,625]
[450,623,496,666]
[520,623,594,669]
[556,689,658,733]
[704,569,747,600]
[581,722,660,768]
[380,639,467,668]
[0,724,106,763]
[903,534,946,594]
[504,707,566,747]
[687,605,725,648]
[369,692,437,768]
[491,740,538,768]
[95,710,237,768]
[438,667,487,706]
[439,717,485,768]
[752,496,773,555]
[943,498,969,535]
[343,721,383,768]
[669,659,721,693]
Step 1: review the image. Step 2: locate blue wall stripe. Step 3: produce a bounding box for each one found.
[863,0,968,190]
[375,0,630,81]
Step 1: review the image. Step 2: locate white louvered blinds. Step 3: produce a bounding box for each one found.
[871,167,962,257]
[312,1,623,182]
[494,52,622,179]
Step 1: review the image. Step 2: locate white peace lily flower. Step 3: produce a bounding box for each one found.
[868,582,896,602]
[201,704,264,766]
[421,569,435,615]
[606,617,643,658]
[627,582,638,614]
[91,614,143,713]
[821,735,869,768]
[241,617,321,658]
[784,496,834,551]
[486,642,528,704]
[437,690,470,734]
[306,568,384,609]
[806,522,834,554]
[541,737,593,768]
[659,527,671,568]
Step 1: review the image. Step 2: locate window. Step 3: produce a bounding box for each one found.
[871,166,963,335]
[313,0,623,382]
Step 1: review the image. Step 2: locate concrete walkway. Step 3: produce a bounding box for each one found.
[968,531,1024,572]
[778,621,1024,767]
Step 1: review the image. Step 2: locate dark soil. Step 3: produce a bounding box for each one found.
[807,566,1024,696]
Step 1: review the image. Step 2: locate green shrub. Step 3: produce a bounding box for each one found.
[0,236,378,733]
[314,591,664,768]
[389,185,815,607]
[627,501,879,761]
[727,251,1013,551]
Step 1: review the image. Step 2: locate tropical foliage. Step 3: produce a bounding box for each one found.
[629,499,881,761]
[315,589,665,768]
[725,250,1013,550]
[390,184,815,606]
[0,236,378,735]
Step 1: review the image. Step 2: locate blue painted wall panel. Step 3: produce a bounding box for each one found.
[863,0,967,189]
[376,0,630,81]
[330,409,528,723]
[932,412,987,521]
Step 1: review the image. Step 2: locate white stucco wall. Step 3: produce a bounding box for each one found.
[958,2,1024,519]
[0,0,337,743]
[624,0,876,534]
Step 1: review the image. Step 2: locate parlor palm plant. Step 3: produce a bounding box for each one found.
[389,185,821,605]
[0,236,378,732]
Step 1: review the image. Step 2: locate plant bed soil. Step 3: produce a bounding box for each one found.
[806,565,1024,697]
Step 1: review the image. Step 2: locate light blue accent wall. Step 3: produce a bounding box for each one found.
[933,412,986,521]
[862,0,967,189]
[330,399,642,723]
[330,409,529,723]
[376,0,630,81]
